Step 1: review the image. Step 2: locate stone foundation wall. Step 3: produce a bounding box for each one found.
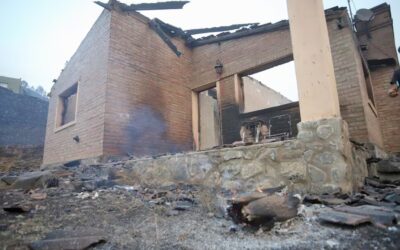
[119,118,367,194]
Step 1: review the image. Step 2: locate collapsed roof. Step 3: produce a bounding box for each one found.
[95,1,349,56]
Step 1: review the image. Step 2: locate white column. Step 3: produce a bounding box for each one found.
[287,0,341,121]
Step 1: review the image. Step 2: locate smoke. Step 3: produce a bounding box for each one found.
[122,106,185,156]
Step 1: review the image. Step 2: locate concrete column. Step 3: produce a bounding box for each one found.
[287,0,341,121]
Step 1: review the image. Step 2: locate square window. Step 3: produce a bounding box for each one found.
[56,83,78,128]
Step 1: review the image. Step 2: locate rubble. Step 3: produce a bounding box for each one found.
[1,160,400,249]
[308,176,400,229]
[29,190,47,200]
[318,210,370,226]
[10,171,58,190]
[335,205,397,228]
[376,160,400,174]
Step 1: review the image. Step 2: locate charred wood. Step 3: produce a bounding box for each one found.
[149,19,182,57]
[129,1,189,11]
[189,20,289,47]
[94,1,189,11]
[185,23,258,35]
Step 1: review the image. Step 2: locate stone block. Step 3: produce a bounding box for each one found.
[255,178,282,190]
[240,161,264,179]
[256,148,278,162]
[187,159,213,180]
[221,180,242,191]
[297,131,314,142]
[331,167,346,183]
[12,171,55,190]
[222,150,243,161]
[316,152,336,165]
[316,124,334,139]
[303,150,314,162]
[309,165,327,183]
[218,160,242,180]
[280,161,307,182]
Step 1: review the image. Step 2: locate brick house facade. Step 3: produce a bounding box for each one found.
[43,2,399,165]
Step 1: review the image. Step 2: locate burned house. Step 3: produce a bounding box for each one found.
[43,1,399,193]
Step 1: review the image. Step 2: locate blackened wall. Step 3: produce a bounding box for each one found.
[0,87,48,146]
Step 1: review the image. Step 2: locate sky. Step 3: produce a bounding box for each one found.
[0,0,399,100]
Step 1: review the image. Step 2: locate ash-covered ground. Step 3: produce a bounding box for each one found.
[0,162,399,250]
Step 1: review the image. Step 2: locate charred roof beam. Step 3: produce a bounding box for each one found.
[149,19,182,57]
[128,1,189,11]
[185,23,259,35]
[94,0,189,11]
[189,20,289,47]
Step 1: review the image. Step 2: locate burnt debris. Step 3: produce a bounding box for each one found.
[149,19,183,57]
[311,177,400,228]
[227,187,301,229]
[95,0,189,11]
[184,23,259,35]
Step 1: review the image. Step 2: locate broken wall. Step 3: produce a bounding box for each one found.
[43,10,111,164]
[103,10,193,157]
[242,76,292,113]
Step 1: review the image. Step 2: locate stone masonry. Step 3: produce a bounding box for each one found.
[115,118,366,194]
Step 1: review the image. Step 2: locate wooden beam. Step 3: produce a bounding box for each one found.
[94,1,111,10]
[149,19,182,57]
[185,23,258,35]
[130,1,190,11]
[94,1,189,11]
[189,20,289,47]
[154,18,187,38]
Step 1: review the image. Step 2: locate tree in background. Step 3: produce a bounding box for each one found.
[21,80,48,98]
[35,86,46,97]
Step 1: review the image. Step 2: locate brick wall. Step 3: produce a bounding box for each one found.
[217,76,241,144]
[0,88,48,146]
[103,11,193,157]
[43,10,111,164]
[191,29,293,89]
[357,4,400,152]
[371,67,400,152]
[328,16,383,146]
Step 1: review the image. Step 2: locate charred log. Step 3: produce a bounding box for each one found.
[227,189,301,228]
